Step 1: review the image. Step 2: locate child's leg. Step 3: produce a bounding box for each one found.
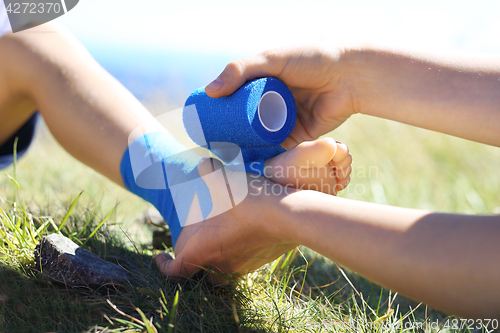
[0,41,39,167]
[0,24,291,251]
[250,138,351,195]
[1,24,213,247]
[0,23,157,184]
[0,25,158,239]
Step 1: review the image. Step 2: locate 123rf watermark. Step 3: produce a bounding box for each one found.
[3,0,79,32]
[293,318,499,331]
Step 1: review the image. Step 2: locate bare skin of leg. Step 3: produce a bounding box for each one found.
[0,23,160,185]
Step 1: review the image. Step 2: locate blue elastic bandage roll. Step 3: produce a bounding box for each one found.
[120,131,212,248]
[183,77,296,172]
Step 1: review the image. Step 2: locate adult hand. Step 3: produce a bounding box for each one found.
[205,46,356,149]
[156,158,298,283]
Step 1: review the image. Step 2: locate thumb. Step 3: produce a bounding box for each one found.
[156,251,231,285]
[204,52,282,98]
[155,252,201,281]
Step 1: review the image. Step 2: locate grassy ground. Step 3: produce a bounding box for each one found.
[0,109,499,332]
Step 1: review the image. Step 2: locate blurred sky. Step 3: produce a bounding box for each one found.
[52,0,500,104]
[59,0,500,53]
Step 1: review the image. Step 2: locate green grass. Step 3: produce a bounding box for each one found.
[0,110,499,332]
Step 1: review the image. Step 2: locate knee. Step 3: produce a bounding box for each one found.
[0,23,80,92]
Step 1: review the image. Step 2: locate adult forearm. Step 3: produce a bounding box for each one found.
[343,47,500,146]
[281,190,500,318]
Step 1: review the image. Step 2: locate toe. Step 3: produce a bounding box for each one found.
[333,154,352,169]
[332,143,349,163]
[336,176,351,192]
[336,165,352,180]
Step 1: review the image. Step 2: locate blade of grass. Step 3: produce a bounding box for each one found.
[47,217,60,234]
[280,249,296,271]
[57,191,83,233]
[268,256,281,277]
[75,208,97,239]
[136,307,157,333]
[25,220,37,246]
[12,137,18,205]
[335,263,377,318]
[12,138,18,182]
[107,299,146,326]
[159,289,169,315]
[83,207,116,246]
[34,219,51,238]
[168,290,179,333]
[112,318,144,329]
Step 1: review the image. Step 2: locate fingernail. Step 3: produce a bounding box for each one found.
[206,77,224,92]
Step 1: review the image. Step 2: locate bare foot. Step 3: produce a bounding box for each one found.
[259,138,352,195]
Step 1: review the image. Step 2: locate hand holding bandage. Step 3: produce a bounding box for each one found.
[184,77,297,175]
[121,78,296,249]
[121,77,351,250]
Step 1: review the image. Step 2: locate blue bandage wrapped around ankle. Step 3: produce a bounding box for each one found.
[184,78,296,171]
[120,131,212,248]
[244,159,265,177]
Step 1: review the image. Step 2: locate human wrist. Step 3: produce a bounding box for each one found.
[248,179,301,246]
[338,45,388,118]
